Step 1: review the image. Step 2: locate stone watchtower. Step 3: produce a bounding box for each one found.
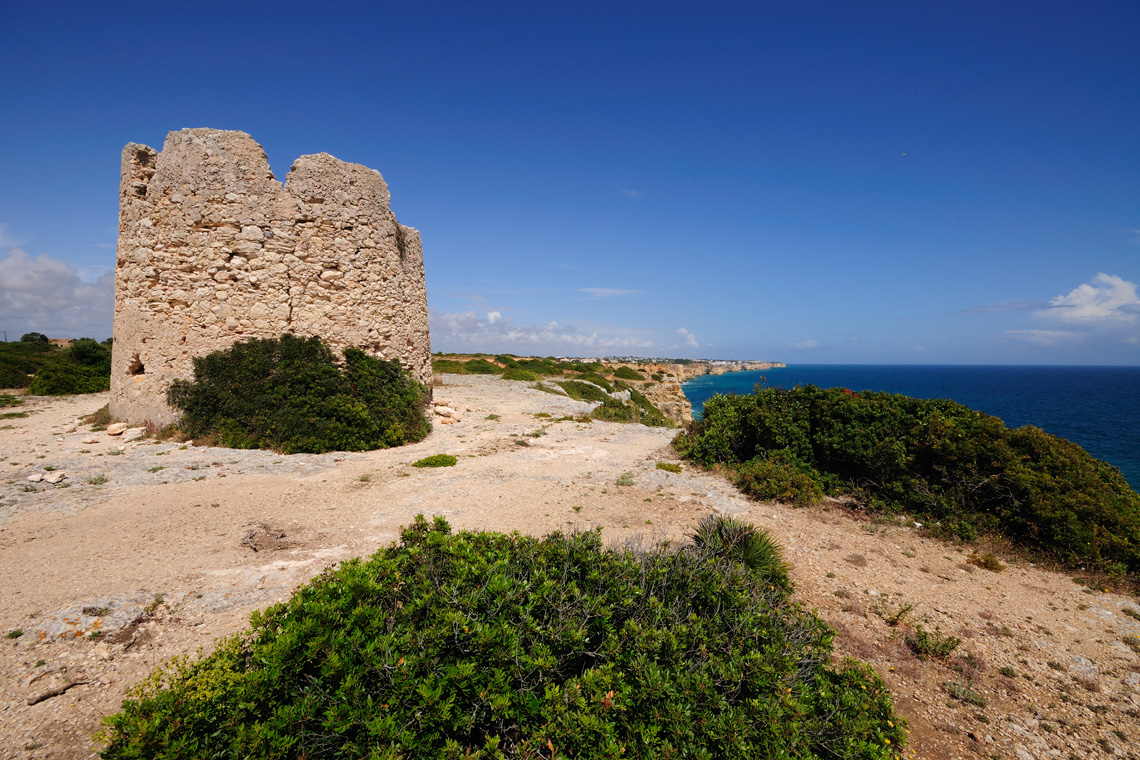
[110,128,431,425]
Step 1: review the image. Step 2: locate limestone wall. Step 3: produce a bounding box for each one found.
[110,128,431,425]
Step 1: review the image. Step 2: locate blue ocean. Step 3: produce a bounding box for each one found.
[682,365,1140,490]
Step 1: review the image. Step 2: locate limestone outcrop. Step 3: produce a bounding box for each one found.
[110,129,430,425]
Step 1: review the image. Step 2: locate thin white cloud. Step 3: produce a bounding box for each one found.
[1004,329,1082,346]
[1036,273,1139,324]
[578,288,643,299]
[792,338,819,350]
[621,189,641,198]
[676,327,699,348]
[960,299,1048,314]
[431,309,655,354]
[0,249,114,338]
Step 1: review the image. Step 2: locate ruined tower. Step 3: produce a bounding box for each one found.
[110,128,431,425]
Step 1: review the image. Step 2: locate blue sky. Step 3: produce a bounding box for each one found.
[1,1,1138,363]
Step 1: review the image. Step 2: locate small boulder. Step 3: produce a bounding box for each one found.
[44,472,66,484]
[106,423,129,436]
[81,437,99,445]
[26,473,43,483]
[435,406,457,417]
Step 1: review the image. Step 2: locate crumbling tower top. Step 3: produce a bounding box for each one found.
[110,128,431,425]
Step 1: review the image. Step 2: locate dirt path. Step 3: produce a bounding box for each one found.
[1,375,1137,759]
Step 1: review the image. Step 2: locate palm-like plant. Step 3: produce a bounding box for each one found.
[691,513,791,590]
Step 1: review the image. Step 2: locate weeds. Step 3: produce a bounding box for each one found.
[656,462,682,474]
[411,454,457,468]
[907,625,962,660]
[967,552,1005,572]
[943,680,987,707]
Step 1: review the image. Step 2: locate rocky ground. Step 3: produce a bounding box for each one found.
[0,375,1138,759]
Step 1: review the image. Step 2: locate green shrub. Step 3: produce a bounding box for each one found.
[590,396,672,428]
[461,358,501,374]
[729,453,824,507]
[167,334,430,454]
[675,385,1140,575]
[29,360,110,395]
[20,332,48,344]
[613,366,644,381]
[412,454,457,468]
[572,373,614,392]
[0,360,31,389]
[656,462,682,474]
[500,368,538,382]
[100,516,905,759]
[627,388,671,427]
[557,379,611,403]
[432,358,470,374]
[67,338,112,375]
[494,355,519,368]
[508,358,555,376]
[906,625,962,660]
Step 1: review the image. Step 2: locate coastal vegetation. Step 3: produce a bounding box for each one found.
[99,515,905,759]
[167,334,430,454]
[0,334,112,394]
[435,354,675,428]
[675,385,1140,576]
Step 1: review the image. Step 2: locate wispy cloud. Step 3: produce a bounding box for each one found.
[1036,273,1139,324]
[960,299,1048,314]
[431,309,655,354]
[0,249,114,338]
[792,338,819,350]
[676,327,699,348]
[621,189,641,199]
[1004,329,1081,346]
[578,288,643,299]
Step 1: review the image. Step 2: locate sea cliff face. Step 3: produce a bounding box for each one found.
[620,361,785,424]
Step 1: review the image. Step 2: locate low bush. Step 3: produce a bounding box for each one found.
[590,396,672,428]
[168,334,430,454]
[613,366,644,381]
[515,358,562,376]
[500,368,538,382]
[0,360,30,389]
[656,462,682,474]
[412,454,458,468]
[29,360,110,395]
[494,355,519,368]
[675,385,1140,575]
[557,379,611,403]
[100,516,905,759]
[906,625,962,660]
[432,358,470,374]
[967,552,1005,572]
[572,373,614,392]
[461,358,502,374]
[729,454,824,507]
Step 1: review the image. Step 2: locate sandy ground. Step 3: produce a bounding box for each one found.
[1,374,1138,759]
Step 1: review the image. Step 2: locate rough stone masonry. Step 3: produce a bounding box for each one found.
[110,128,431,425]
